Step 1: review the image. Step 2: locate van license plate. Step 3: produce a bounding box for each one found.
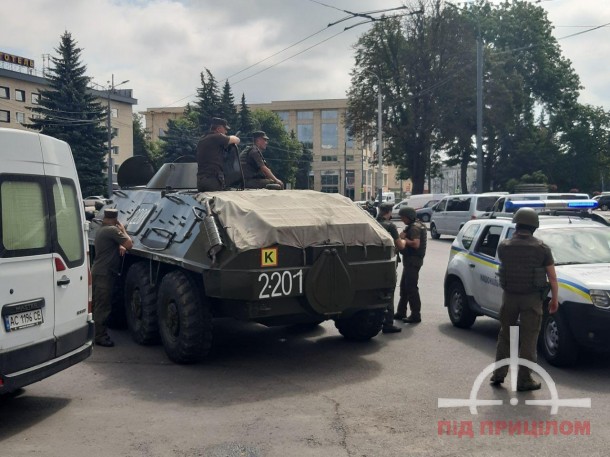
[4,309,44,332]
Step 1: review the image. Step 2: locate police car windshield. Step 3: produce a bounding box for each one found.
[537,227,610,265]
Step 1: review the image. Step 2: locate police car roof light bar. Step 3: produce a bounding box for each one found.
[505,199,599,211]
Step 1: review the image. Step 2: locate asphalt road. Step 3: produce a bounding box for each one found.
[2,233,610,457]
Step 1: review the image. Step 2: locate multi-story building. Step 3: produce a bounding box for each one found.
[142,99,412,200]
[0,51,137,183]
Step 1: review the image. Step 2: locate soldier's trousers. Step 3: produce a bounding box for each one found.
[396,256,423,318]
[92,274,115,341]
[244,178,276,189]
[493,291,543,383]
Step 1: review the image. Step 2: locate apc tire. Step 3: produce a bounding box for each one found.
[157,270,212,364]
[539,310,579,367]
[421,214,431,222]
[124,263,159,345]
[430,223,441,240]
[447,281,476,328]
[335,309,384,341]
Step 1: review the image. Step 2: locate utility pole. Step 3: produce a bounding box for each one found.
[106,74,129,198]
[476,34,484,193]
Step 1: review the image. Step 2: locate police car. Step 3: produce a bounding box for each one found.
[443,200,610,366]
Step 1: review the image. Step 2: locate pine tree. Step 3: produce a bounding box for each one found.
[218,80,238,132]
[193,69,221,134]
[28,31,108,197]
[237,93,254,136]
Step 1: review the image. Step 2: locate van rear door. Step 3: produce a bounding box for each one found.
[0,131,56,359]
[39,135,89,354]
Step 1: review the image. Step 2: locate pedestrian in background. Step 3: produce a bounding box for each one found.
[395,206,427,323]
[91,209,133,347]
[376,203,406,334]
[490,207,558,391]
[196,117,240,192]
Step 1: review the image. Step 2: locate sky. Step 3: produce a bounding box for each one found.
[2,0,609,114]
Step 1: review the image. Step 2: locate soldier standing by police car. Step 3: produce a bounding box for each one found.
[395,207,427,323]
[376,203,406,333]
[490,207,559,391]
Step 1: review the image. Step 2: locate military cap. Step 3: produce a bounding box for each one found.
[379,202,394,213]
[210,117,230,129]
[398,206,417,220]
[252,130,269,140]
[103,208,119,219]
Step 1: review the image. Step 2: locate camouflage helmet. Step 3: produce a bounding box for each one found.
[398,206,417,221]
[512,207,539,228]
[379,202,394,214]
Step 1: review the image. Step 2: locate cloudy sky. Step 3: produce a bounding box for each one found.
[3,0,609,113]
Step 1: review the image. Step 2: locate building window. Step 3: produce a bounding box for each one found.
[275,111,289,122]
[297,124,313,143]
[321,155,338,162]
[111,108,118,118]
[321,123,338,149]
[345,130,354,148]
[111,146,119,155]
[112,127,119,137]
[321,110,337,119]
[321,174,339,193]
[297,111,313,120]
[158,128,166,137]
[0,110,9,123]
[113,164,120,173]
[0,86,8,99]
[346,155,354,161]
[15,89,25,102]
[16,112,25,124]
[31,93,40,104]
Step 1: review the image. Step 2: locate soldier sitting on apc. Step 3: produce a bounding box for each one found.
[239,131,283,189]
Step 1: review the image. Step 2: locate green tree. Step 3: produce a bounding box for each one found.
[132,113,152,158]
[160,109,199,163]
[294,131,313,189]
[237,93,254,135]
[28,31,108,196]
[218,80,238,131]
[193,69,221,134]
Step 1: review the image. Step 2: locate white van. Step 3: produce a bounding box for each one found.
[391,193,447,219]
[430,193,504,239]
[382,192,396,204]
[0,128,93,394]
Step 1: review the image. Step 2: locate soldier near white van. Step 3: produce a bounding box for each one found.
[91,209,133,347]
[395,207,427,323]
[196,117,240,192]
[239,131,283,189]
[490,207,559,391]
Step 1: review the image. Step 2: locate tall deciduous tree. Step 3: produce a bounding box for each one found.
[28,31,108,196]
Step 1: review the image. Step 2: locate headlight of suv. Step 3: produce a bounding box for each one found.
[589,289,610,309]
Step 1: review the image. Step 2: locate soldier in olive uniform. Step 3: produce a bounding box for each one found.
[240,131,283,189]
[376,203,406,333]
[91,209,133,347]
[196,118,241,192]
[490,208,559,391]
[395,207,427,323]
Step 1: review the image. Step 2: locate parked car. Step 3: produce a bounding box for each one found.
[490,192,590,213]
[596,195,610,211]
[430,193,503,239]
[415,201,440,222]
[443,200,609,366]
[83,195,108,207]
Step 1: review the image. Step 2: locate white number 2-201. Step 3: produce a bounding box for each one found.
[258,270,303,299]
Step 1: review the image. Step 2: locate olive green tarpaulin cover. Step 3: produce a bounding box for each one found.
[196,189,394,253]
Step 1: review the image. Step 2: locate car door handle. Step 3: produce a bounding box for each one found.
[57,276,70,286]
[468,263,475,268]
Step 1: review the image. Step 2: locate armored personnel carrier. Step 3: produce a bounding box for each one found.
[88,155,396,364]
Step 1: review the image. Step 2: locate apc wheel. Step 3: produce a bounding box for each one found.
[430,223,441,239]
[335,309,384,341]
[157,270,212,364]
[124,263,159,345]
[539,310,579,367]
[421,213,431,222]
[447,281,476,328]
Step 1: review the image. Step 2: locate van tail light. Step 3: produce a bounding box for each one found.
[87,254,93,314]
[54,257,67,272]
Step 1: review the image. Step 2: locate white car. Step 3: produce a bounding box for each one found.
[83,195,108,207]
[443,200,610,366]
